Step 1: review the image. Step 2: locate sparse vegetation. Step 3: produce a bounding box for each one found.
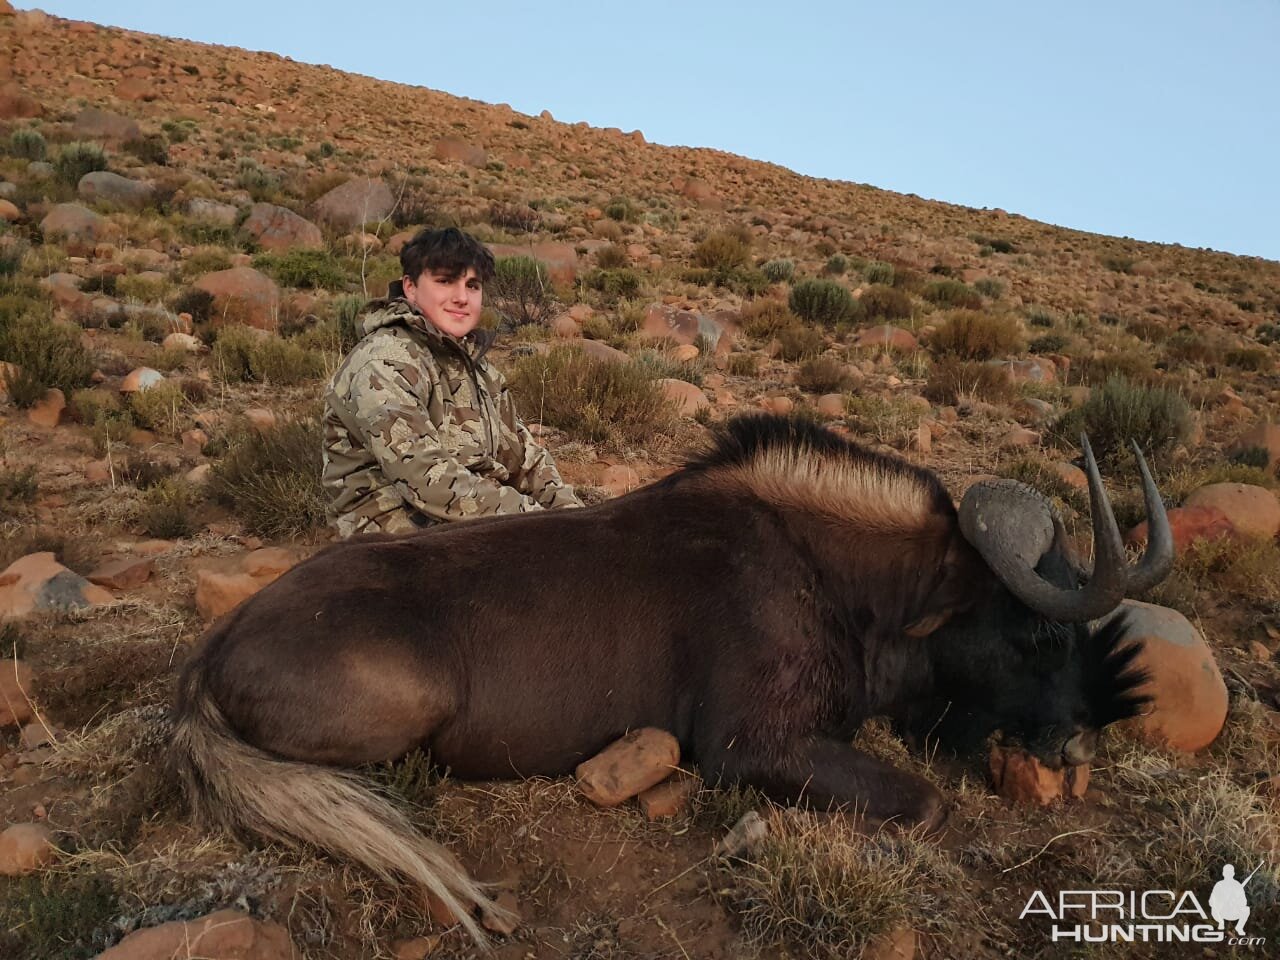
[1051,376,1192,465]
[208,417,327,537]
[795,356,853,393]
[0,309,95,406]
[928,310,1023,360]
[924,358,1016,405]
[922,278,983,309]
[55,141,108,185]
[252,249,352,291]
[9,127,47,160]
[789,278,857,326]
[693,229,752,271]
[776,324,826,361]
[760,258,795,283]
[488,255,555,325]
[858,284,913,321]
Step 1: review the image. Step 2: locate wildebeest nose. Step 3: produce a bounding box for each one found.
[1062,730,1099,766]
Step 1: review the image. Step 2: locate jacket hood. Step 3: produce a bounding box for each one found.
[358,287,495,360]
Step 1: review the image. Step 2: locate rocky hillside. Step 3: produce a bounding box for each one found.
[1,5,1279,960]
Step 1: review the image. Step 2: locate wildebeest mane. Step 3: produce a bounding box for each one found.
[1087,611,1153,726]
[683,414,955,533]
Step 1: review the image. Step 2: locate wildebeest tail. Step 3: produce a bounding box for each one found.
[170,666,505,946]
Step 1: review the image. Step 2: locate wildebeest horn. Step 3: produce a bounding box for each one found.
[958,435,1163,622]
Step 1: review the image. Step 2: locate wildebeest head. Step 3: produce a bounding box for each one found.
[908,436,1173,769]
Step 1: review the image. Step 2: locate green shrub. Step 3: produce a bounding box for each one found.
[858,284,912,322]
[1029,333,1069,354]
[583,267,641,303]
[1165,330,1221,366]
[235,157,278,199]
[824,254,849,276]
[122,134,169,166]
[923,359,1016,405]
[0,869,120,960]
[974,277,1005,299]
[245,337,325,385]
[0,240,28,278]
[508,346,676,446]
[789,278,857,326]
[252,249,351,291]
[1224,346,1273,372]
[68,387,122,426]
[726,352,760,376]
[922,279,982,309]
[0,313,95,405]
[1126,317,1169,343]
[208,418,327,538]
[604,196,643,223]
[740,299,796,340]
[863,261,895,285]
[169,287,215,326]
[488,200,540,233]
[594,244,630,270]
[1051,376,1192,466]
[116,273,170,303]
[844,395,922,447]
[54,141,108,186]
[928,310,1022,360]
[761,259,795,283]
[1076,351,1160,387]
[795,356,852,393]
[693,229,752,271]
[8,128,46,161]
[1026,306,1056,328]
[127,380,186,433]
[488,255,555,325]
[776,324,825,361]
[139,477,199,538]
[0,465,37,512]
[633,348,704,387]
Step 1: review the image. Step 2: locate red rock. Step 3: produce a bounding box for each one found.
[195,569,264,622]
[94,908,301,960]
[601,465,640,497]
[1100,600,1227,752]
[242,203,323,253]
[1003,426,1040,447]
[0,552,113,621]
[671,343,700,362]
[489,241,579,286]
[761,395,794,415]
[194,268,281,331]
[87,557,154,590]
[311,177,395,230]
[244,407,276,431]
[162,332,203,353]
[0,82,42,119]
[997,357,1058,385]
[989,744,1071,806]
[0,660,35,727]
[658,379,708,418]
[0,822,55,876]
[391,935,441,960]
[27,387,65,428]
[385,230,416,255]
[78,171,154,211]
[1048,461,1088,492]
[186,463,212,485]
[40,203,116,253]
[0,198,20,222]
[642,304,731,349]
[1184,483,1280,541]
[855,325,918,352]
[1227,421,1280,473]
[71,106,140,143]
[85,459,112,483]
[679,177,719,208]
[1126,505,1236,552]
[576,728,680,807]
[120,367,163,393]
[638,776,698,820]
[550,315,579,339]
[242,547,295,582]
[432,137,487,167]
[577,339,630,365]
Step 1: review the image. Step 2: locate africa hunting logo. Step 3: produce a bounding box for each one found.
[1019,862,1267,947]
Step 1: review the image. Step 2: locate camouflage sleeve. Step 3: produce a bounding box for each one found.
[347,358,545,521]
[497,384,584,510]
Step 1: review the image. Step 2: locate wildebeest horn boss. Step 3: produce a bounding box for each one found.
[171,413,1172,940]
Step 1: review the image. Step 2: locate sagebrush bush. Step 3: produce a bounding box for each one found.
[127,381,186,434]
[795,356,852,394]
[0,465,38,511]
[776,324,826,361]
[858,284,912,321]
[693,229,752,271]
[922,279,983,309]
[489,255,555,325]
[8,128,46,161]
[138,478,199,539]
[508,346,676,445]
[604,196,643,223]
[863,261,895,285]
[169,287,215,325]
[0,311,95,405]
[0,240,27,278]
[1051,376,1192,465]
[760,259,795,283]
[1224,346,1272,372]
[726,352,761,376]
[594,244,629,270]
[211,325,322,384]
[974,277,1005,299]
[55,141,108,185]
[252,249,351,291]
[823,254,849,276]
[583,267,641,303]
[116,273,171,303]
[923,359,1016,405]
[789,279,857,326]
[1075,351,1160,387]
[740,299,796,340]
[208,418,328,537]
[487,200,540,233]
[122,135,169,166]
[1029,333,1069,354]
[928,310,1023,360]
[0,868,120,960]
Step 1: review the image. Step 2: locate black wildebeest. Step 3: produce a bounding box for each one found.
[171,414,1172,940]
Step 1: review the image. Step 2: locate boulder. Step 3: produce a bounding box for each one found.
[658,378,708,417]
[577,339,630,365]
[87,557,154,590]
[241,202,323,252]
[194,268,281,331]
[78,171,154,210]
[0,553,113,621]
[1097,600,1227,752]
[576,728,680,807]
[162,332,203,353]
[186,197,240,225]
[988,744,1089,806]
[120,367,163,393]
[244,407,277,431]
[241,547,296,583]
[637,776,698,820]
[93,908,301,960]
[71,106,140,142]
[816,393,846,418]
[1126,505,1236,552]
[642,304,731,350]
[864,927,919,960]
[995,357,1057,385]
[1227,421,1280,473]
[671,343,700,362]
[855,325,918,352]
[27,387,65,428]
[0,660,35,727]
[0,198,20,222]
[1183,483,1280,541]
[195,569,265,623]
[432,137,487,167]
[311,177,394,230]
[40,202,115,252]
[0,822,55,876]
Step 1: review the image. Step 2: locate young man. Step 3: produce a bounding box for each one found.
[322,227,582,537]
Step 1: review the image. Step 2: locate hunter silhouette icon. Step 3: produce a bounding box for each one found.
[1209,863,1262,936]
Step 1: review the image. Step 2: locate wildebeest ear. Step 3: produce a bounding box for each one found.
[903,536,982,638]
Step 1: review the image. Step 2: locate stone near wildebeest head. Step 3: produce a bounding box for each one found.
[169,414,1171,945]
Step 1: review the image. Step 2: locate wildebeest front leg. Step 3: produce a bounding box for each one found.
[708,736,946,831]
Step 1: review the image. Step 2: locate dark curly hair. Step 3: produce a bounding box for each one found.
[399,227,496,285]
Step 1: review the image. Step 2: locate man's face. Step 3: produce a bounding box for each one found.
[403,266,483,339]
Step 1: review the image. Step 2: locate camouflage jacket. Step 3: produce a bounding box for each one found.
[322,299,582,536]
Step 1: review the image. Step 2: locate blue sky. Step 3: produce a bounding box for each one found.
[21,1,1280,262]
